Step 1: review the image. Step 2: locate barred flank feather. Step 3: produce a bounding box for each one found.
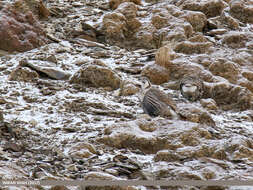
[141,87,177,118]
[142,91,162,117]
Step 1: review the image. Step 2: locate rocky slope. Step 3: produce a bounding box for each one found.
[0,0,253,190]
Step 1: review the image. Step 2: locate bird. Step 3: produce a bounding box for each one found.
[179,76,204,101]
[138,77,178,119]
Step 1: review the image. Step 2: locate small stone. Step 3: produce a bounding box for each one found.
[200,98,218,111]
[9,67,39,82]
[119,80,139,96]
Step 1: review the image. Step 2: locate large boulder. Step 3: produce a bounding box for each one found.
[229,0,253,24]
[0,0,48,52]
[70,60,122,90]
[180,0,227,18]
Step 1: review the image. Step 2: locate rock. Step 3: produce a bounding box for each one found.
[225,136,253,161]
[182,11,207,32]
[116,2,137,19]
[154,150,181,162]
[109,0,141,10]
[70,60,121,90]
[84,172,128,190]
[209,82,253,110]
[0,0,48,52]
[133,24,157,49]
[141,64,170,85]
[116,2,141,33]
[200,98,218,111]
[209,59,239,83]
[177,103,216,126]
[119,80,139,96]
[229,0,253,24]
[238,78,253,93]
[101,12,127,42]
[68,142,97,159]
[169,59,214,82]
[136,118,157,132]
[99,118,200,154]
[9,67,39,82]
[174,41,212,54]
[242,71,253,81]
[221,31,248,49]
[180,0,226,18]
[50,186,70,190]
[19,59,71,80]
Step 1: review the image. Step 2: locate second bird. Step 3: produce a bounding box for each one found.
[139,77,178,119]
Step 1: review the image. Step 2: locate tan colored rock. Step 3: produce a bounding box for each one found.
[137,119,157,132]
[210,82,253,110]
[242,71,253,81]
[116,2,141,33]
[101,12,127,41]
[151,9,171,29]
[200,98,218,111]
[133,24,156,49]
[68,142,97,159]
[174,41,212,54]
[180,0,226,18]
[109,0,141,10]
[154,150,181,162]
[116,2,137,19]
[209,59,239,83]
[167,59,214,82]
[119,80,139,96]
[221,31,248,48]
[70,60,121,90]
[141,64,170,85]
[9,67,39,82]
[182,11,207,32]
[99,118,201,154]
[229,0,253,23]
[238,78,253,93]
[177,103,216,126]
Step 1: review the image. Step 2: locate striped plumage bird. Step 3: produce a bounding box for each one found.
[139,77,178,118]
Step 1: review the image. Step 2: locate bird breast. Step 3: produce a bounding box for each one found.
[182,84,198,93]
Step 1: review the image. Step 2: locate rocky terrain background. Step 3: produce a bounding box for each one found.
[0,0,253,189]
